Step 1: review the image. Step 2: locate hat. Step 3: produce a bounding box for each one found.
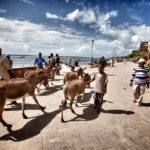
[6,55,10,59]
[138,58,145,63]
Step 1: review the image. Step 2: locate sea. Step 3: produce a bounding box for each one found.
[9,55,91,68]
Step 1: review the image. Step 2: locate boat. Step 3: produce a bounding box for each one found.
[19,56,26,58]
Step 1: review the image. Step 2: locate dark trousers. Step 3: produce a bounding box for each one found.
[94,93,104,107]
[8,70,13,78]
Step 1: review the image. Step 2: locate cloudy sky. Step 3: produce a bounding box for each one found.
[0,0,150,57]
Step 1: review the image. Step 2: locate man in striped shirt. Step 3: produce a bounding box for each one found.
[130,58,149,107]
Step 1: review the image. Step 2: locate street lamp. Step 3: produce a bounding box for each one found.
[91,40,94,65]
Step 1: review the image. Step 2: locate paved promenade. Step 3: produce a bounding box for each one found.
[1,62,150,150]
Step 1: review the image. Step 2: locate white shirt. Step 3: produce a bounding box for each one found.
[93,71,108,93]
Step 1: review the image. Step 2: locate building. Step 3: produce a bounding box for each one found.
[140,41,149,52]
[139,41,150,52]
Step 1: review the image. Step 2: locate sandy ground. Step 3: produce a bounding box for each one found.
[1,62,150,150]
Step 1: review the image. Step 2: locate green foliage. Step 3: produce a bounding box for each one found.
[126,50,149,58]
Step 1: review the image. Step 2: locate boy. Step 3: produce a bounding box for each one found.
[130,58,149,107]
[87,64,108,113]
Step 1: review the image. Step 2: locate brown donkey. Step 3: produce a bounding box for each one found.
[0,75,48,130]
[60,73,91,122]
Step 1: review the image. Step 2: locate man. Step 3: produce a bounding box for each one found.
[55,53,60,67]
[34,52,47,69]
[47,53,55,68]
[0,48,10,80]
[130,58,149,107]
[86,64,108,113]
[99,56,107,68]
[68,57,72,65]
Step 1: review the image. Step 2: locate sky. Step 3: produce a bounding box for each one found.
[0,0,150,57]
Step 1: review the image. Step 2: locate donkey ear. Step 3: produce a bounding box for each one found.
[90,72,94,77]
[82,67,87,70]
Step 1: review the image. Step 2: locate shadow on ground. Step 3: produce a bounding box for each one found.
[4,103,44,111]
[0,109,60,141]
[101,109,134,115]
[77,90,93,104]
[38,85,63,96]
[141,103,150,107]
[64,104,99,122]
[64,100,116,122]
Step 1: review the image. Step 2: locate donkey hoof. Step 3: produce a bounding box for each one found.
[23,114,28,119]
[72,110,76,114]
[7,124,12,130]
[41,106,45,110]
[61,118,65,123]
[41,107,46,113]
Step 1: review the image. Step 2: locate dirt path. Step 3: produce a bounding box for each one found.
[1,62,150,150]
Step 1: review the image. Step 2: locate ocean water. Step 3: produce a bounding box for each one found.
[10,55,91,68]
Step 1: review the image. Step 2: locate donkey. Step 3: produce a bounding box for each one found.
[0,75,48,130]
[63,67,86,85]
[60,73,91,122]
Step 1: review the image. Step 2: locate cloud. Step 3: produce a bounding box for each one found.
[66,8,96,24]
[0,9,7,13]
[127,8,143,24]
[135,0,150,7]
[65,0,69,3]
[130,14,143,24]
[2,4,150,58]
[46,12,59,19]
[66,9,79,21]
[20,0,34,5]
[96,10,118,33]
[46,8,114,26]
[0,17,92,56]
[0,16,131,57]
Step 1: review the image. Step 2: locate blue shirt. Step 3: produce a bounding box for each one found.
[35,57,45,67]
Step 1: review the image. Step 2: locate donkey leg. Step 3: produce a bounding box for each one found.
[80,94,85,103]
[22,98,28,119]
[75,96,79,107]
[36,85,40,92]
[0,98,12,130]
[60,99,67,122]
[32,94,45,113]
[70,99,76,114]
[50,79,53,85]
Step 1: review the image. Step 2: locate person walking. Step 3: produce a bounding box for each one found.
[47,53,55,68]
[34,52,47,69]
[55,53,60,67]
[130,58,149,107]
[86,64,108,113]
[68,57,72,65]
[0,48,10,80]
